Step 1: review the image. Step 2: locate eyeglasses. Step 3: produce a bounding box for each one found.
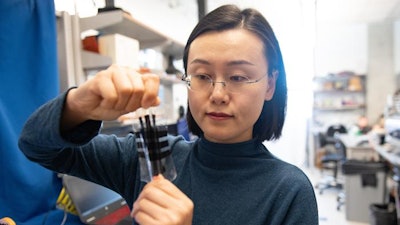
[181,74,267,93]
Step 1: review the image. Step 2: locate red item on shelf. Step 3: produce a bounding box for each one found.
[82,35,99,53]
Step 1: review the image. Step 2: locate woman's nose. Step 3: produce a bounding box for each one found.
[209,82,229,104]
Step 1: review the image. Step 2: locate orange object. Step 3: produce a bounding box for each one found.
[0,217,16,225]
[348,76,362,91]
[82,35,99,53]
[138,67,151,74]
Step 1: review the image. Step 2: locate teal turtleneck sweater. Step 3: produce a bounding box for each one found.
[19,92,318,225]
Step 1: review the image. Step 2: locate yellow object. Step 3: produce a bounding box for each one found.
[56,187,78,215]
[348,76,362,91]
[0,217,16,225]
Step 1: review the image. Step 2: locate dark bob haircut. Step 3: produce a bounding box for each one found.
[183,4,287,142]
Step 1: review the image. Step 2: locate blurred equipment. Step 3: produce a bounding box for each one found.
[342,160,388,223]
[165,55,182,76]
[98,0,120,12]
[369,203,397,225]
[61,175,132,225]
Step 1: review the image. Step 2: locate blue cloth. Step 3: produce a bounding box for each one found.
[0,1,82,224]
[19,93,319,225]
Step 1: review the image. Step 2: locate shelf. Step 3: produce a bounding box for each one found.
[313,74,365,92]
[313,105,365,111]
[313,74,366,82]
[314,90,364,94]
[79,10,185,58]
[312,71,367,128]
[81,50,112,70]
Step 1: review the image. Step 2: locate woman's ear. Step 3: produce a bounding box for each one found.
[264,70,278,101]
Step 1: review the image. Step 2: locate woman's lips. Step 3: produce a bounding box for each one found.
[206,112,233,120]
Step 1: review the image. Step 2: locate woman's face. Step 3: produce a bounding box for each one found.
[187,28,276,143]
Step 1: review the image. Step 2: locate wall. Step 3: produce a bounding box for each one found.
[396,20,400,79]
[367,21,396,121]
[314,23,368,76]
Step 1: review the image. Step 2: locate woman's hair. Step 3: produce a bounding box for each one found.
[183,4,287,141]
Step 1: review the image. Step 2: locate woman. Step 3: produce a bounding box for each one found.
[19,4,318,225]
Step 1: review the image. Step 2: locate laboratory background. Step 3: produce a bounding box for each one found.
[1,0,400,225]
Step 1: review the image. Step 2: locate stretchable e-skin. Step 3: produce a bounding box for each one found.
[136,114,176,182]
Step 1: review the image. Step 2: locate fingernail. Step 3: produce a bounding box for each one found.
[152,174,163,180]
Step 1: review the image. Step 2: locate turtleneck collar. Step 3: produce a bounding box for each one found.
[194,137,272,170]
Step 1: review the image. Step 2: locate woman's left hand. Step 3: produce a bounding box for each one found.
[131,175,194,225]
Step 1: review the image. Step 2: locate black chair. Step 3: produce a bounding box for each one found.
[315,125,347,195]
[326,124,347,137]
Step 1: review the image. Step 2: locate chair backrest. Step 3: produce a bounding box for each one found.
[327,124,347,137]
[318,132,328,147]
[319,130,347,160]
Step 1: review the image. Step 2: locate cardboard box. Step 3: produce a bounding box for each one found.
[98,34,140,69]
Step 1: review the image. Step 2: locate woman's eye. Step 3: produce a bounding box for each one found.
[229,75,249,83]
[194,74,211,81]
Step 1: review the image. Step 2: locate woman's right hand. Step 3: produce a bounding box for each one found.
[62,65,161,130]
[132,175,194,225]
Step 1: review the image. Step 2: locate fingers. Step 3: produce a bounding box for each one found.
[113,67,145,112]
[95,70,119,110]
[141,73,161,108]
[111,67,139,110]
[64,64,162,123]
[132,176,194,225]
[97,65,160,112]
